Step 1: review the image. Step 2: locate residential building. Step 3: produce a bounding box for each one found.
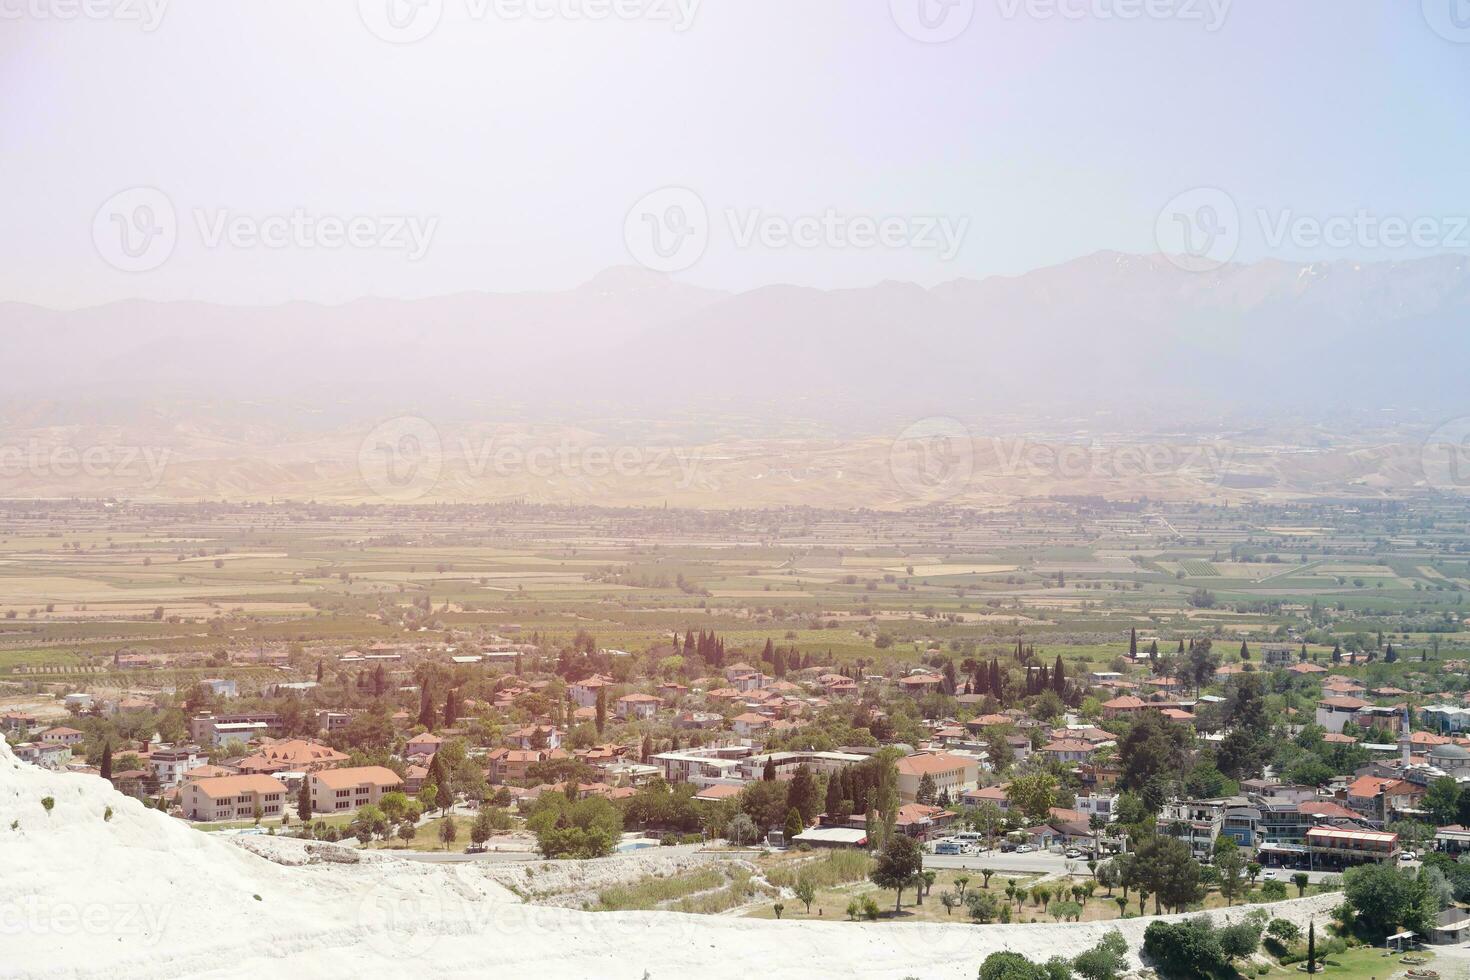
[309,766,403,813]
[150,744,206,788]
[1161,799,1225,859]
[39,726,85,747]
[894,752,979,803]
[235,739,349,775]
[188,712,280,746]
[182,774,288,821]
[13,742,71,770]
[615,693,664,720]
[1303,826,1399,868]
[568,675,614,708]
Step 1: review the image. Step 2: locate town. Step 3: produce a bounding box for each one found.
[5,497,1470,977]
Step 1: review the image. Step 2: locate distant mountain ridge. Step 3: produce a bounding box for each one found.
[5,252,1468,426]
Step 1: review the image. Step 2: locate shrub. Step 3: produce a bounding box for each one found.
[41,797,54,814]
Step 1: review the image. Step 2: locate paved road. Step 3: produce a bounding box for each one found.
[399,849,540,864]
[925,848,1347,884]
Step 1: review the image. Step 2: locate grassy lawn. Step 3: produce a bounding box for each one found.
[193,812,354,833]
[744,868,1043,923]
[360,815,492,852]
[1258,946,1440,980]
[742,867,1337,926]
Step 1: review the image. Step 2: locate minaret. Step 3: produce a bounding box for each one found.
[1399,703,1412,766]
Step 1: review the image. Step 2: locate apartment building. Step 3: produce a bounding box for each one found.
[182,774,289,821]
[309,766,403,813]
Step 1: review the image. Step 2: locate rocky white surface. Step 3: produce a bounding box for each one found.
[0,740,1341,979]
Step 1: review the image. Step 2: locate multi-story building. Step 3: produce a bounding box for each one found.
[895,752,980,804]
[189,712,281,746]
[182,774,288,821]
[1303,826,1399,869]
[150,744,207,788]
[1161,799,1225,859]
[651,747,749,787]
[39,726,85,747]
[308,766,403,813]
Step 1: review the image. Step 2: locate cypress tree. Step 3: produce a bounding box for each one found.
[1129,628,1137,657]
[1306,921,1316,975]
[100,741,113,781]
[297,778,312,821]
[825,770,843,818]
[1053,654,1065,694]
[763,757,777,781]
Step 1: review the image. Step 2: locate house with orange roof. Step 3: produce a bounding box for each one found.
[235,739,349,775]
[961,784,1011,811]
[730,712,773,738]
[405,732,445,757]
[1041,738,1098,765]
[39,726,85,747]
[308,766,403,813]
[898,673,944,694]
[1290,662,1329,675]
[1100,695,1148,720]
[182,773,289,821]
[568,675,615,708]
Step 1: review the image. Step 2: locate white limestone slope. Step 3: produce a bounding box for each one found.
[0,741,1340,980]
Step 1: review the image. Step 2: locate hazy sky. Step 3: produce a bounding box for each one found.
[3,0,1467,307]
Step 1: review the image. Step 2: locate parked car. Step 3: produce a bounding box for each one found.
[1064,848,1081,858]
[1016,844,1034,853]
[1260,869,1277,880]
[935,841,965,855]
